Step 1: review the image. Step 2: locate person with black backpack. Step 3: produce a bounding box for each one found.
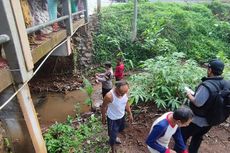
[176,59,230,153]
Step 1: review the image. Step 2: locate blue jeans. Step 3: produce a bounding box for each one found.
[107,116,125,145]
[177,122,212,153]
[47,0,58,21]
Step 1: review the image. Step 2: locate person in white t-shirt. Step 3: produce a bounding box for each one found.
[146,106,193,153]
[101,80,133,153]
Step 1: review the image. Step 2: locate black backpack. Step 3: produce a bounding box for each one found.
[202,80,230,126]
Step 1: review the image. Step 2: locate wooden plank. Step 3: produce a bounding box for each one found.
[10,0,34,71]
[32,19,85,64]
[31,30,67,63]
[73,18,85,30]
[0,69,12,92]
[17,84,47,153]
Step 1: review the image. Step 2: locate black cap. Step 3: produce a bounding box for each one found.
[208,59,224,75]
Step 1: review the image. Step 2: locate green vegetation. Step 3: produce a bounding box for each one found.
[45,1,230,152]
[93,1,230,110]
[81,77,94,111]
[44,115,109,153]
[94,1,230,65]
[4,138,12,153]
[129,52,205,110]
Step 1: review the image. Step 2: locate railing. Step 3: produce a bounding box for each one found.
[0,0,88,92]
[26,15,69,34]
[26,9,87,34]
[26,2,88,36]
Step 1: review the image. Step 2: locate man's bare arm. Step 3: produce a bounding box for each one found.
[125,102,133,123]
[101,92,112,124]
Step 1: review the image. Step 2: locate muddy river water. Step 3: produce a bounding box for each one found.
[33,84,102,128]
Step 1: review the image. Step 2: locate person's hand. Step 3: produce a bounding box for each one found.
[186,91,191,97]
[102,117,106,125]
[128,113,133,123]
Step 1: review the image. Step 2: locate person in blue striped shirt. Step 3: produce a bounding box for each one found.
[146,106,193,153]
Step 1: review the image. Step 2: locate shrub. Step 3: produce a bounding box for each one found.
[128,52,205,110]
[44,115,109,153]
[93,2,230,66]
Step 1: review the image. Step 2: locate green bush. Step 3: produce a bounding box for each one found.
[44,115,109,153]
[207,1,230,22]
[93,2,230,66]
[128,52,205,110]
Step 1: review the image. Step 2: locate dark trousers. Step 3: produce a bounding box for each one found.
[179,122,212,153]
[102,88,111,98]
[107,116,125,145]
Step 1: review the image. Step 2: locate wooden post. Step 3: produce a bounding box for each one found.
[11,0,34,71]
[17,84,47,153]
[131,0,137,42]
[0,0,33,83]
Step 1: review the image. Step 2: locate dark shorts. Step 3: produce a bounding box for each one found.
[102,88,111,98]
[107,116,125,145]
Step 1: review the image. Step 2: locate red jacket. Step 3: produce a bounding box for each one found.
[115,64,124,80]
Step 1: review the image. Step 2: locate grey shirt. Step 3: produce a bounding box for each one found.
[97,68,113,89]
[192,85,210,127]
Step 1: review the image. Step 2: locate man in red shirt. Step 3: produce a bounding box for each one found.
[115,58,124,81]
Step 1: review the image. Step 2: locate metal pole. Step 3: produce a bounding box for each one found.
[97,0,101,14]
[63,0,73,36]
[72,10,85,17]
[0,34,10,44]
[26,15,69,34]
[131,0,137,42]
[83,0,89,23]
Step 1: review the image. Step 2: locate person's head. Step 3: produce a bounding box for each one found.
[104,61,112,69]
[116,57,123,65]
[115,80,129,97]
[207,59,224,77]
[173,106,193,127]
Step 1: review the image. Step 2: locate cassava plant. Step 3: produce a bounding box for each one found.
[129,52,205,110]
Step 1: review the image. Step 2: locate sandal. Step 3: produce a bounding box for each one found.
[52,23,59,32]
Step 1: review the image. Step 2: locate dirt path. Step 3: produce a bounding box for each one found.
[93,88,230,153]
[115,105,230,153]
